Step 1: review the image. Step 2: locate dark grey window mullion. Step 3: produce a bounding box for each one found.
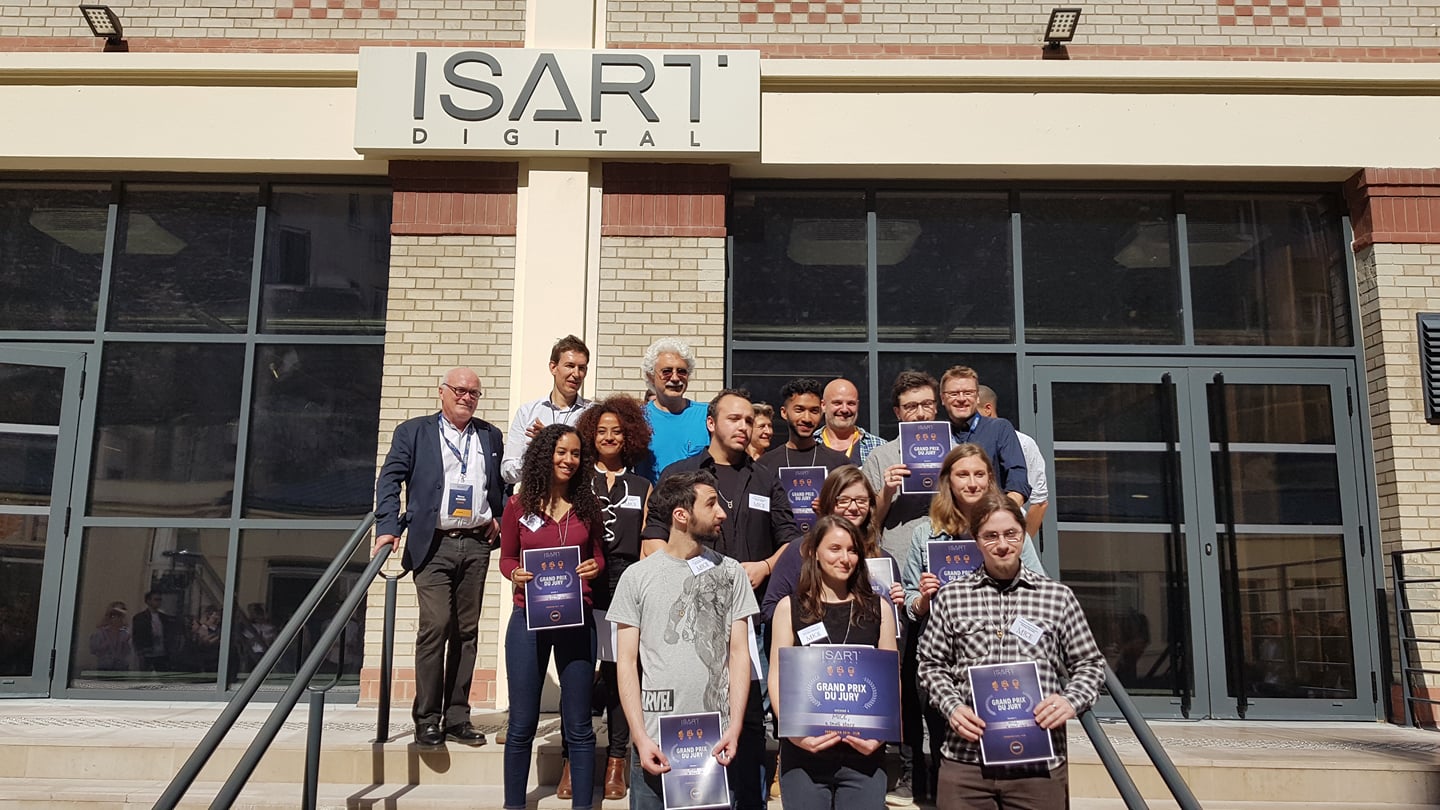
[1176,192,1196,347]
[1010,194,1029,432]
[866,190,880,433]
[724,229,734,387]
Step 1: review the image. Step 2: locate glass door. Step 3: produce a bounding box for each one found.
[1034,363,1376,720]
[0,348,85,696]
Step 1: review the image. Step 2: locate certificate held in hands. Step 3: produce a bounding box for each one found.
[777,645,901,742]
[522,546,584,631]
[968,661,1055,766]
[778,466,827,533]
[927,538,981,585]
[659,712,730,810]
[899,420,950,494]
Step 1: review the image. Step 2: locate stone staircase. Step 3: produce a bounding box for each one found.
[0,700,1438,809]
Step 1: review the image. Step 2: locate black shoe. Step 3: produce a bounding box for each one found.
[445,722,488,746]
[415,721,445,747]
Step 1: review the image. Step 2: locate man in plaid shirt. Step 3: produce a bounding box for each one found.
[916,493,1104,808]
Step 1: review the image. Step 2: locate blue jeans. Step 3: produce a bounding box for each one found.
[778,741,886,810]
[503,607,596,810]
[629,748,740,810]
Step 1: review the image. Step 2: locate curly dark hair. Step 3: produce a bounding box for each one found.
[576,395,652,469]
[518,424,602,525]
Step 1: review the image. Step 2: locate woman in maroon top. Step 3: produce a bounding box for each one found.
[500,423,605,810]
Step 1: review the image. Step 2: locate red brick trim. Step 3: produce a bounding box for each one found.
[0,37,518,53]
[359,666,498,709]
[390,161,517,236]
[601,163,729,238]
[1344,168,1440,250]
[612,42,1440,63]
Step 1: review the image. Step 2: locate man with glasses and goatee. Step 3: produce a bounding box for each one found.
[638,337,710,481]
[373,367,505,749]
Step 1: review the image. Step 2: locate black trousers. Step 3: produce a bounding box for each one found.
[412,531,493,728]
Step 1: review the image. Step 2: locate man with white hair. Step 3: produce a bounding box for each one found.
[639,337,710,481]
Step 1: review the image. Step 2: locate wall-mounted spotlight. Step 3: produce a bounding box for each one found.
[1043,7,1082,49]
[78,5,128,52]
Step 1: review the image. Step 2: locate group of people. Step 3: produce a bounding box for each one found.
[373,335,1105,810]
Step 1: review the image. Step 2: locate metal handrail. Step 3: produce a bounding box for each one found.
[1078,663,1204,810]
[154,513,390,809]
[1392,546,1440,728]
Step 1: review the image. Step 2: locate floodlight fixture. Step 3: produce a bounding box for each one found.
[1044,7,1081,49]
[79,5,128,52]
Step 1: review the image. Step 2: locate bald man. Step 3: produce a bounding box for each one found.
[816,378,885,467]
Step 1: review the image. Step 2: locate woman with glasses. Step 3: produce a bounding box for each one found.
[499,424,605,810]
[768,514,899,808]
[761,465,907,623]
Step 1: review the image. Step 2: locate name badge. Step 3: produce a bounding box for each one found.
[447,485,474,519]
[748,493,770,512]
[520,513,544,532]
[1010,617,1044,645]
[796,622,830,646]
[687,555,716,576]
[620,494,643,510]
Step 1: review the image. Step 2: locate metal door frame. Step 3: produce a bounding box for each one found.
[1032,357,1381,721]
[0,347,86,697]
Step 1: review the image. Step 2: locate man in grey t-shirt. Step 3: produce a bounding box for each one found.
[611,469,758,810]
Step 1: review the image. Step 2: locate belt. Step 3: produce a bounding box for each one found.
[435,521,492,540]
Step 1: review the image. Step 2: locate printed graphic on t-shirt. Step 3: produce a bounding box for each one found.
[663,567,736,716]
[643,689,675,713]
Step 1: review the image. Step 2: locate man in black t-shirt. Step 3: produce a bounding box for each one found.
[758,377,852,475]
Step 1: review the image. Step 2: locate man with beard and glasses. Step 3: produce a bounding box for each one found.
[611,470,758,810]
[639,337,709,482]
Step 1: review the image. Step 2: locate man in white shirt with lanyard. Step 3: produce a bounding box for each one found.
[501,334,593,485]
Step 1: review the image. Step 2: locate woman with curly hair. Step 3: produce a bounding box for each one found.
[566,395,655,800]
[499,423,605,810]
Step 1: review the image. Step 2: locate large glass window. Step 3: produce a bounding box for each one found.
[0,184,108,331]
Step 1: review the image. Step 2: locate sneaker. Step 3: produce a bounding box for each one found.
[886,772,916,807]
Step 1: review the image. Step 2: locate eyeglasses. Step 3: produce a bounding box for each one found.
[657,366,690,379]
[443,383,481,400]
[834,496,870,509]
[942,389,979,402]
[977,528,1024,546]
[898,400,937,414]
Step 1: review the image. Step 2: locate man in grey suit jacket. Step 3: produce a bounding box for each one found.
[374,367,506,747]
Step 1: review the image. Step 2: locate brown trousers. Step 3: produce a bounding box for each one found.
[936,757,1068,810]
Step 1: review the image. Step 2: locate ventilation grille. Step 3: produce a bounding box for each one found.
[1421,313,1440,424]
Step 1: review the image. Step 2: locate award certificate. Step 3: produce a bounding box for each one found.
[899,421,950,494]
[777,645,901,742]
[927,538,981,585]
[659,712,730,810]
[867,557,901,635]
[968,660,1056,766]
[778,466,826,534]
[522,546,584,631]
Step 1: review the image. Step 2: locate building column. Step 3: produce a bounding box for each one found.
[1344,168,1440,723]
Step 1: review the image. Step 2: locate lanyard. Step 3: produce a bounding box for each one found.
[440,417,473,478]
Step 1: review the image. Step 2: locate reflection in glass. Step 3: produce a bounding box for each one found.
[875,193,1012,343]
[1211,383,1335,445]
[1188,194,1351,347]
[107,186,257,333]
[0,434,57,507]
[69,527,229,688]
[0,364,64,425]
[731,191,867,342]
[260,187,391,335]
[0,184,108,331]
[230,530,367,689]
[243,345,384,518]
[1212,452,1342,526]
[88,344,245,517]
[1021,194,1182,344]
[729,350,868,446]
[1060,529,1190,698]
[0,515,48,677]
[1052,382,1170,444]
[876,353,1017,442]
[1231,533,1354,699]
[1054,451,1171,523]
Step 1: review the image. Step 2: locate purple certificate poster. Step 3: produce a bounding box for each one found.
[778,466,827,534]
[777,645,901,742]
[659,712,730,810]
[968,661,1056,766]
[899,421,950,494]
[522,546,583,631]
[867,557,901,636]
[927,538,981,585]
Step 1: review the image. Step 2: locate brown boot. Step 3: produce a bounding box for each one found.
[556,759,572,800]
[604,756,628,800]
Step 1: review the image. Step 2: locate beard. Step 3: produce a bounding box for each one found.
[692,529,723,547]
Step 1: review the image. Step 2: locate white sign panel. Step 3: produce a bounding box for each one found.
[355,48,760,157]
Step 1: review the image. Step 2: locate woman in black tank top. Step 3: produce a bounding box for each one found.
[768,514,899,809]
